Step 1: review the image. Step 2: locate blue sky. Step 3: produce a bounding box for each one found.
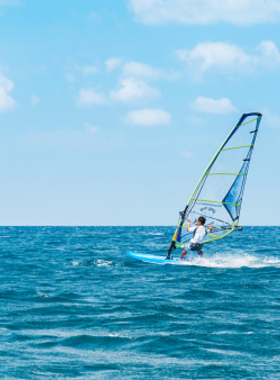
[0,0,279,226]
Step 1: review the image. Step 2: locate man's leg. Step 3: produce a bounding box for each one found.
[198,250,203,257]
[180,244,191,261]
[179,249,186,261]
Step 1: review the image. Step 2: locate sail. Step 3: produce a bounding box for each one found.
[169,113,262,252]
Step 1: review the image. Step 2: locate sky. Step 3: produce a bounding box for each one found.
[0,0,280,226]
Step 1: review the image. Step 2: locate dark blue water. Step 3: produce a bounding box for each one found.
[1,226,280,379]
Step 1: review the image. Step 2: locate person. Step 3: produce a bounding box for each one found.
[179,216,212,261]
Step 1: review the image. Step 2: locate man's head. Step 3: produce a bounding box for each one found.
[197,216,206,226]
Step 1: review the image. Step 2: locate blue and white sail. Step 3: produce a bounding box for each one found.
[168,113,262,255]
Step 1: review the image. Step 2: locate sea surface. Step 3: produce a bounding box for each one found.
[0,226,280,379]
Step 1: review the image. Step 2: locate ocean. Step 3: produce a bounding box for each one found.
[1,226,279,379]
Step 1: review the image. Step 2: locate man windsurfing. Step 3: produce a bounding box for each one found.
[179,217,212,260]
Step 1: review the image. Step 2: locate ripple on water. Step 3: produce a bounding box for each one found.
[0,226,280,379]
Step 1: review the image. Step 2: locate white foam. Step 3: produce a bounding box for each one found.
[184,253,280,269]
[72,259,117,267]
[140,232,165,236]
[95,260,114,267]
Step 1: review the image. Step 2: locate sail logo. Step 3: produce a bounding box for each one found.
[200,206,217,213]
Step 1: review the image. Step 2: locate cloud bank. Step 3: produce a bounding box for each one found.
[0,73,16,113]
[177,40,280,76]
[76,88,106,107]
[125,108,171,126]
[129,0,280,25]
[191,97,238,114]
[0,0,20,8]
[111,78,160,103]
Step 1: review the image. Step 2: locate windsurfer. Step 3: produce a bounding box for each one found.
[179,217,212,260]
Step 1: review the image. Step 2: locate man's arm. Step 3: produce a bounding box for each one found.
[186,219,192,231]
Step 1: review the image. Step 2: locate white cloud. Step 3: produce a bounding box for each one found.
[122,62,161,80]
[0,73,16,113]
[262,108,280,128]
[105,58,179,81]
[85,122,99,134]
[0,0,20,8]
[257,40,280,64]
[191,97,238,114]
[105,57,123,72]
[83,65,98,76]
[65,72,75,82]
[30,95,40,106]
[177,40,280,76]
[125,108,171,127]
[181,150,193,158]
[110,77,160,103]
[76,88,106,107]
[89,11,101,23]
[64,64,97,82]
[129,0,280,26]
[122,61,179,81]
[177,42,251,71]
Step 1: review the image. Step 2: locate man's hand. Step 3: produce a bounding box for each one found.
[187,219,191,224]
[209,224,213,231]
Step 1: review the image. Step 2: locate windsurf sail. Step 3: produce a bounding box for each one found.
[167,113,262,258]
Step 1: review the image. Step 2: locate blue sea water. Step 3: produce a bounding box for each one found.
[0,226,280,379]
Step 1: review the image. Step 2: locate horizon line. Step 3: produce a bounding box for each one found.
[0,225,277,228]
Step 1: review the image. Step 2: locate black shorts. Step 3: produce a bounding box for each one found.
[190,243,203,252]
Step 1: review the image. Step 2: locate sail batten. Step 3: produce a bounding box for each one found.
[206,173,247,176]
[221,144,253,151]
[191,199,241,206]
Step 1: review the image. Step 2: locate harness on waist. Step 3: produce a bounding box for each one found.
[190,243,202,251]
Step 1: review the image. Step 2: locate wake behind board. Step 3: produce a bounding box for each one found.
[126,251,201,265]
